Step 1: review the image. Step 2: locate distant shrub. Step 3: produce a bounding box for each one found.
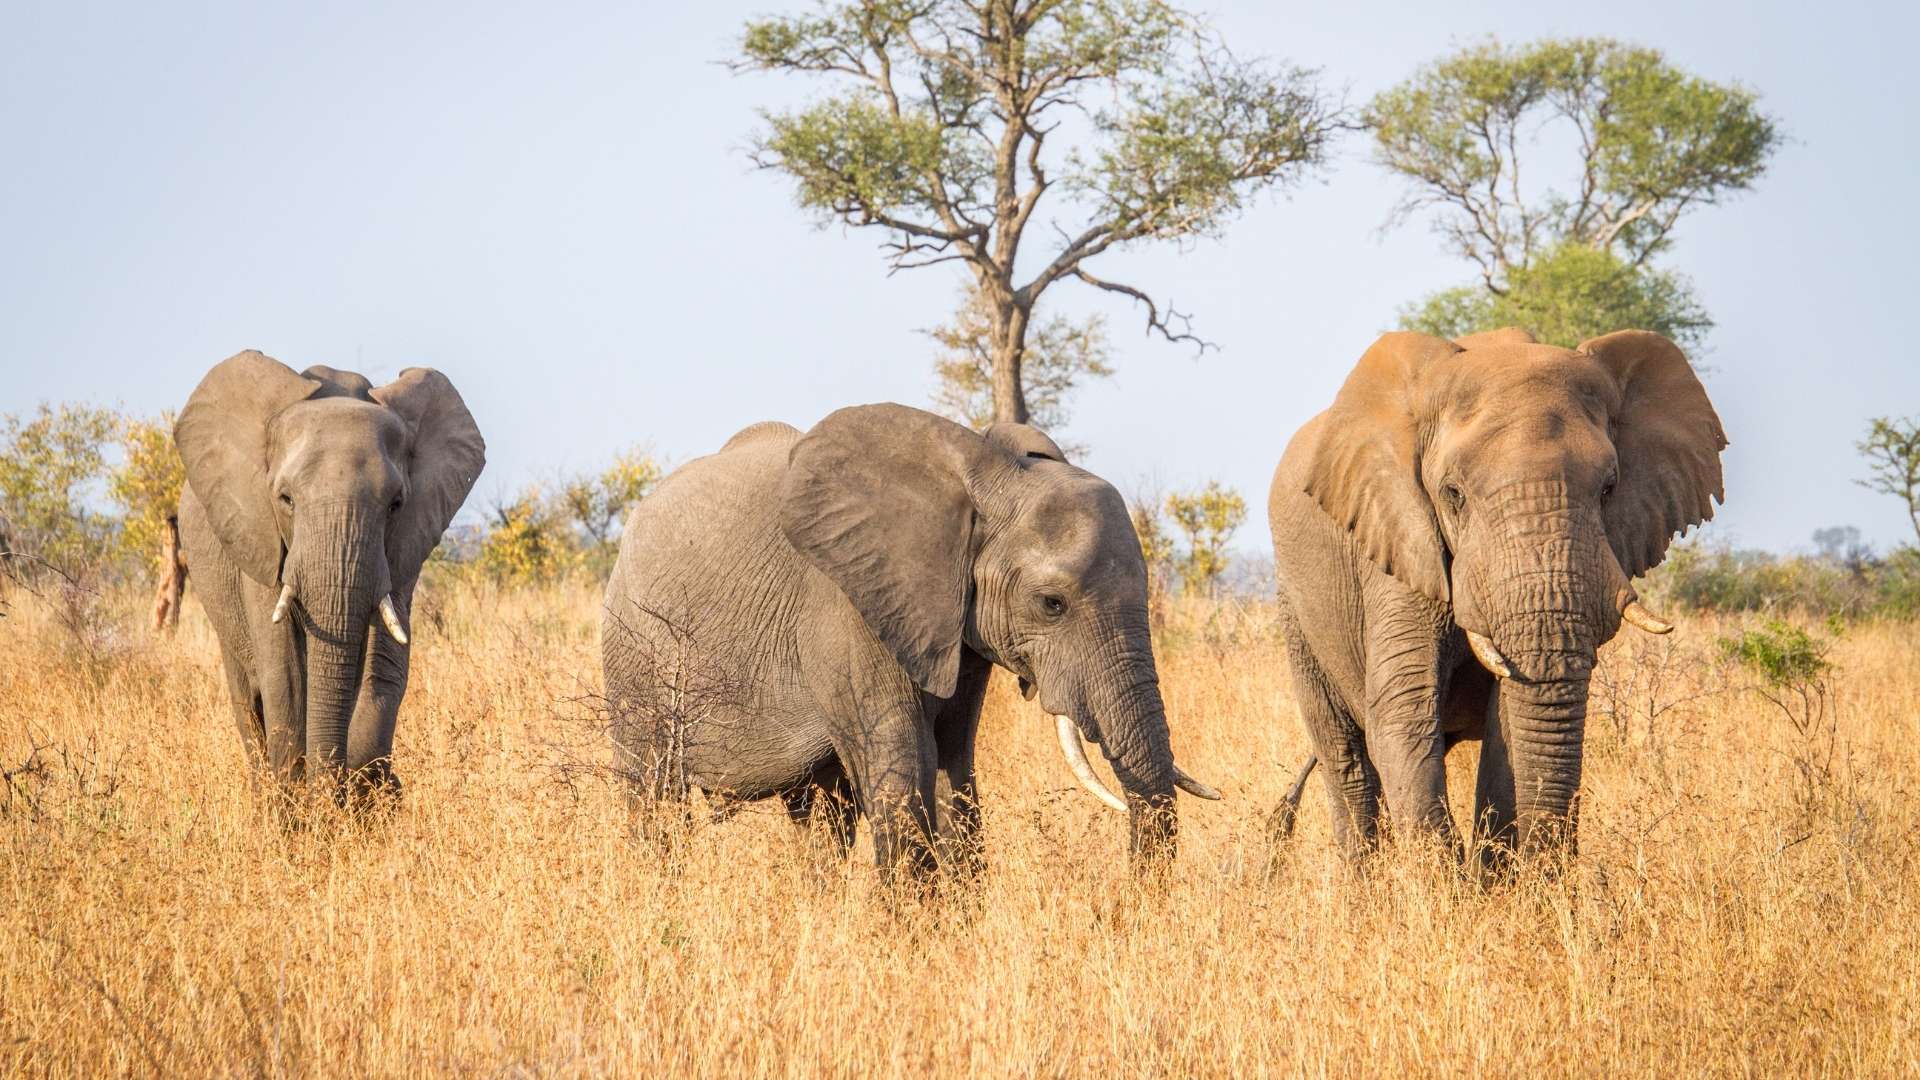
[1647,538,1920,622]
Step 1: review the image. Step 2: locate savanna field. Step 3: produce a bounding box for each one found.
[3,577,1917,1077]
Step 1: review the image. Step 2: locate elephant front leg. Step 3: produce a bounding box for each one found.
[930,653,991,880]
[782,758,857,858]
[837,709,940,883]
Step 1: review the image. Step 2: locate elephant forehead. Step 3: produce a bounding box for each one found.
[1434,352,1619,423]
[270,399,408,466]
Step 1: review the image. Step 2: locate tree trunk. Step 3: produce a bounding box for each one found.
[990,300,1032,425]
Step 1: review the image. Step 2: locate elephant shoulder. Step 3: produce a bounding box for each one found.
[720,421,801,454]
[1271,412,1330,510]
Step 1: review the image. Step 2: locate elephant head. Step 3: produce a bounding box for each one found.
[779,404,1214,861]
[1305,328,1724,857]
[174,350,484,787]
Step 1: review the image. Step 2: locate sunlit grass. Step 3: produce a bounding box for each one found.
[3,578,1915,1075]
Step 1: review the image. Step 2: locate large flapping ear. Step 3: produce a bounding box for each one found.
[1453,326,1537,349]
[1580,330,1727,578]
[371,368,486,584]
[1303,331,1460,604]
[984,422,1068,463]
[173,351,322,586]
[781,404,1008,698]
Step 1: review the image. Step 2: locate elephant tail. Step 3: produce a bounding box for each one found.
[1266,755,1318,841]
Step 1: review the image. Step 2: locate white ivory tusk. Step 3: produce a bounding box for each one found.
[1466,629,1515,679]
[1054,714,1128,812]
[377,594,409,645]
[270,583,295,624]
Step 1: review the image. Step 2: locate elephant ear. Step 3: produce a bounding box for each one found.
[1303,331,1460,605]
[1453,326,1536,349]
[781,404,1005,698]
[371,368,486,584]
[1581,330,1727,578]
[173,350,323,586]
[984,422,1068,463]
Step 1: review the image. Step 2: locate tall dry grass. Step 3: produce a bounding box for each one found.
[3,576,1917,1076]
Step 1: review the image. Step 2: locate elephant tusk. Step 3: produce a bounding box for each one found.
[1054,714,1128,812]
[377,594,410,645]
[1465,629,1515,679]
[270,583,295,624]
[1173,764,1222,801]
[1621,599,1674,635]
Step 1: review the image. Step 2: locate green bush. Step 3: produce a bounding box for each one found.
[1647,539,1920,621]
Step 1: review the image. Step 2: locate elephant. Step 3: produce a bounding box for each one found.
[1267,327,1725,870]
[174,351,484,803]
[601,404,1218,880]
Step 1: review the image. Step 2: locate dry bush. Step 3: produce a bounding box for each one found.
[3,582,1917,1076]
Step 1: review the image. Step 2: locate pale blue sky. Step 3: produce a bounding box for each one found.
[5,1,1916,555]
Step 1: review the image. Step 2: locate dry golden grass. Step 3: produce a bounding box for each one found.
[3,577,1917,1077]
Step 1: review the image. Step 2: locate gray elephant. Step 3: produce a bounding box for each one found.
[175,351,484,803]
[1268,328,1725,868]
[601,404,1217,879]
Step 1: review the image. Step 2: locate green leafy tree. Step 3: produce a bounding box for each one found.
[929,284,1113,439]
[563,447,664,549]
[108,412,187,572]
[1370,38,1780,348]
[477,488,576,583]
[1128,487,1176,611]
[0,403,120,577]
[1165,480,1244,598]
[1856,416,1920,547]
[736,0,1343,423]
[1399,242,1713,349]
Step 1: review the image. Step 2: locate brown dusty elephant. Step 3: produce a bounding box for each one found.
[601,404,1218,882]
[175,351,484,804]
[1268,327,1725,870]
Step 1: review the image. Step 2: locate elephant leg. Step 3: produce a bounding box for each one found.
[836,707,939,882]
[1283,640,1378,861]
[782,758,857,862]
[1471,689,1518,877]
[219,647,266,773]
[346,585,411,802]
[931,654,991,879]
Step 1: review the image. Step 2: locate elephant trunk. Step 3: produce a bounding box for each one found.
[1083,645,1178,865]
[289,504,387,800]
[1461,480,1619,868]
[1490,674,1589,854]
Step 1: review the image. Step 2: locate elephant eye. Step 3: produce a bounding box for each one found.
[390,496,404,512]
[1601,473,1618,500]
[1036,593,1068,618]
[278,493,293,508]
[1442,483,1465,512]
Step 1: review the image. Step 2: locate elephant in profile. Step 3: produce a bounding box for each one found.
[175,351,484,803]
[602,404,1217,880]
[1268,328,1725,868]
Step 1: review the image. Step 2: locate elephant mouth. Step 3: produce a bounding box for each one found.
[1017,675,1038,701]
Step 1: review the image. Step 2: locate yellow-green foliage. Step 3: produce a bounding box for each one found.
[106,411,186,572]
[476,447,662,584]
[0,404,123,576]
[1166,481,1247,598]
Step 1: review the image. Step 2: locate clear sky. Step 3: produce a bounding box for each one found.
[5,0,1916,555]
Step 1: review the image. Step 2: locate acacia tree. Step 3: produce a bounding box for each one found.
[735,0,1342,423]
[1369,38,1780,348]
[1857,416,1920,547]
[928,283,1112,437]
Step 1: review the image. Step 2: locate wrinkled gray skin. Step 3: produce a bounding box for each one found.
[1269,328,1725,871]
[175,351,484,803]
[603,404,1187,879]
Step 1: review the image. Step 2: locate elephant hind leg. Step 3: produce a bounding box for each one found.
[782,758,858,857]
